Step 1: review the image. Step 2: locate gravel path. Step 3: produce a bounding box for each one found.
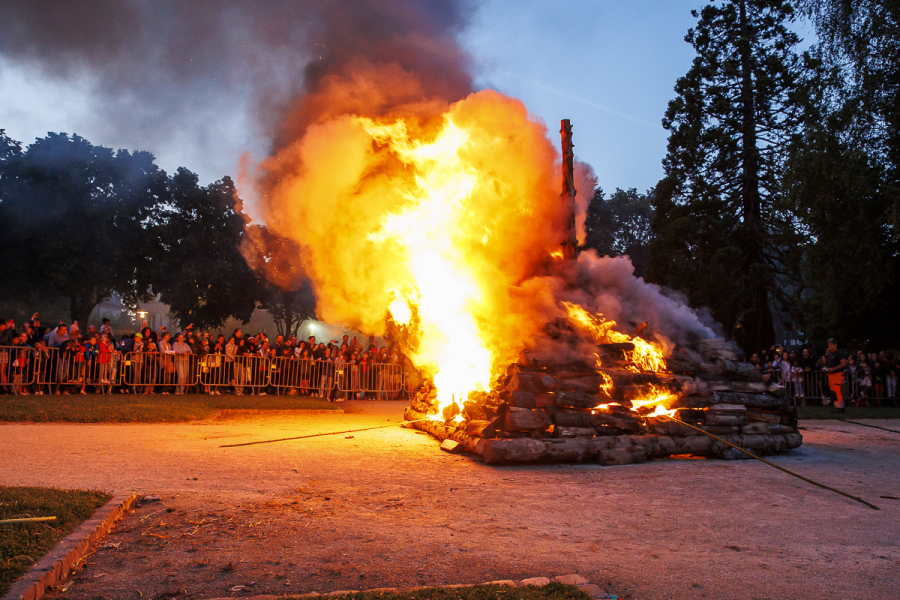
[2,401,899,599]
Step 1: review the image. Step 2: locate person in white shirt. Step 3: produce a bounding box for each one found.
[172,333,193,395]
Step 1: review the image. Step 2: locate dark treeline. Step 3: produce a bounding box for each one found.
[585,0,900,354]
[0,131,314,337]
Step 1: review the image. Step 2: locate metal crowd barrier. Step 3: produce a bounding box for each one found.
[202,354,271,394]
[1,345,412,399]
[0,345,123,393]
[123,352,198,392]
[337,362,404,397]
[0,345,37,393]
[777,369,898,405]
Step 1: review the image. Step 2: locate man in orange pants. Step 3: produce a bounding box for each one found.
[824,338,848,413]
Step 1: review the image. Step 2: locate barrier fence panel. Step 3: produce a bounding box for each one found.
[28,347,122,393]
[199,353,228,390]
[124,352,198,392]
[337,362,404,398]
[229,355,271,394]
[780,369,899,405]
[0,345,37,393]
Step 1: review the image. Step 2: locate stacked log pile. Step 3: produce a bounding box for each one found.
[404,336,802,465]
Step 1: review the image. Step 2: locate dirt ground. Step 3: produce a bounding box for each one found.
[2,401,899,600]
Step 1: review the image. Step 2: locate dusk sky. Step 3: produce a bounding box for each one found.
[0,1,812,195]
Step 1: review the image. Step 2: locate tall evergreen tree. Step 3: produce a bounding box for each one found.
[648,0,806,353]
[583,187,655,278]
[783,4,900,347]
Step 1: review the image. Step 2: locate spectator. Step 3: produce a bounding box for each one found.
[172,333,192,395]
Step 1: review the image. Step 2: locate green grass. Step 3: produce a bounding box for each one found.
[0,487,111,595]
[0,393,341,423]
[798,404,900,420]
[289,583,594,600]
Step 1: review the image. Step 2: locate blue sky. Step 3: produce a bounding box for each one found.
[0,1,810,194]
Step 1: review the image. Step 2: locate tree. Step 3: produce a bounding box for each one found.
[0,132,165,325]
[795,0,900,236]
[648,0,806,353]
[243,224,317,338]
[582,187,655,277]
[783,41,900,347]
[147,169,262,330]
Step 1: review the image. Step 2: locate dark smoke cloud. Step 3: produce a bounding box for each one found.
[0,0,473,172]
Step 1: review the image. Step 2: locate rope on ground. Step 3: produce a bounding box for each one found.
[219,418,431,448]
[835,418,900,435]
[0,516,57,524]
[660,415,880,511]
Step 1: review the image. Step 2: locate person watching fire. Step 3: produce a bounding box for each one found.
[824,338,848,413]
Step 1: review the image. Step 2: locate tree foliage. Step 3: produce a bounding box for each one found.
[782,3,900,348]
[582,187,655,277]
[648,0,806,353]
[0,132,165,325]
[147,169,262,330]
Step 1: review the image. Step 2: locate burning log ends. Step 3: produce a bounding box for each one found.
[404,407,802,465]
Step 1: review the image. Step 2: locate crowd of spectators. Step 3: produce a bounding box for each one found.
[0,313,408,399]
[749,344,899,406]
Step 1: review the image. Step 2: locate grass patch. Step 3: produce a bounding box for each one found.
[289,583,593,600]
[798,405,900,421]
[0,393,341,423]
[0,487,111,595]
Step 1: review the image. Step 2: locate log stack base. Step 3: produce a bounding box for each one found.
[405,408,802,465]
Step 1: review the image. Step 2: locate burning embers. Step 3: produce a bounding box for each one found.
[404,310,801,464]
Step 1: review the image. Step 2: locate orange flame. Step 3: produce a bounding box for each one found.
[629,385,678,417]
[252,90,571,421]
[563,302,667,372]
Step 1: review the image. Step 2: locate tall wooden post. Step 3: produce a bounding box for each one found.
[560,119,578,260]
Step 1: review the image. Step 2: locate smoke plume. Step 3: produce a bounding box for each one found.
[0,0,473,178]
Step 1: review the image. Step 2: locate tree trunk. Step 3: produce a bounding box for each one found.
[738,0,775,352]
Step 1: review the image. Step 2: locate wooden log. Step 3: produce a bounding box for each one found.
[741,422,770,435]
[404,408,485,455]
[730,381,770,393]
[768,424,796,434]
[705,413,748,426]
[509,390,536,408]
[556,390,606,409]
[675,392,787,409]
[706,403,746,412]
[606,371,660,386]
[746,410,781,424]
[551,376,608,394]
[551,408,643,432]
[651,420,700,436]
[543,438,598,462]
[482,437,547,463]
[534,392,558,408]
[440,439,462,453]
[702,425,741,435]
[464,419,498,438]
[503,407,552,431]
[592,411,643,433]
[552,408,595,427]
[557,426,598,438]
[507,370,555,392]
[598,446,648,466]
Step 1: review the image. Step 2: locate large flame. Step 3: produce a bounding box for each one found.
[252,90,570,416]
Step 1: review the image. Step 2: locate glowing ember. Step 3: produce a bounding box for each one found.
[629,384,679,417]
